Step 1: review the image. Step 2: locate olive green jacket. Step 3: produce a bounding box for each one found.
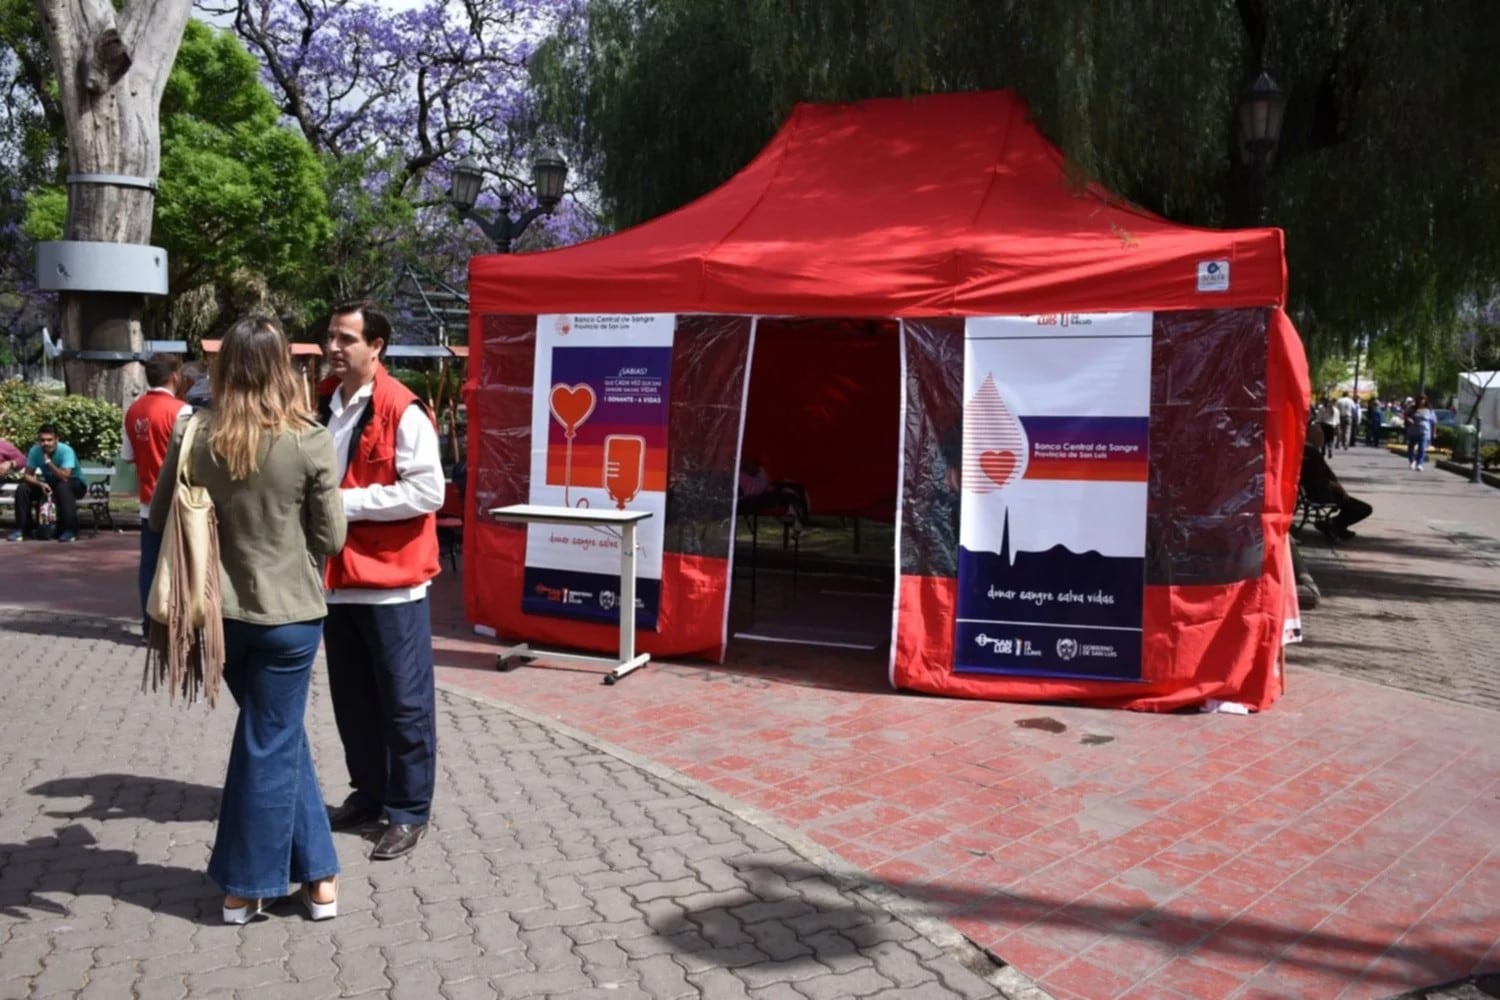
[149,413,347,625]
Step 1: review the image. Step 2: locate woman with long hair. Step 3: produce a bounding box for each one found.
[149,315,347,923]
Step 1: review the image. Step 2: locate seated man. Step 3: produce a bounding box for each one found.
[9,424,89,543]
[1301,425,1371,542]
[0,435,25,478]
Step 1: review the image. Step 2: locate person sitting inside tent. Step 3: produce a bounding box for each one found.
[1302,425,1372,542]
[738,455,809,534]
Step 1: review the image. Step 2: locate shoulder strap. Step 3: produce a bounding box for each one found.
[177,413,203,488]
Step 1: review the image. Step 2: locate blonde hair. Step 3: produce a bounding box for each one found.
[207,315,314,479]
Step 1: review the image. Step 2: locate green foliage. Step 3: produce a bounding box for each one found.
[1483,441,1500,469]
[0,379,122,460]
[1434,424,1457,452]
[389,365,463,410]
[318,151,420,305]
[21,185,64,240]
[154,22,331,310]
[534,0,1500,356]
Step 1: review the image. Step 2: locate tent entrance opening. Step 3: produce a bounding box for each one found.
[729,318,900,653]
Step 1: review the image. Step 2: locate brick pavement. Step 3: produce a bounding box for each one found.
[1292,442,1500,710]
[0,605,1011,999]
[420,446,1500,1000]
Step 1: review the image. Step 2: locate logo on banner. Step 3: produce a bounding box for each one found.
[1197,260,1230,292]
[964,374,1028,494]
[549,383,597,508]
[1056,637,1078,661]
[554,315,574,336]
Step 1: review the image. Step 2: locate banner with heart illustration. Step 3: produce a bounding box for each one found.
[525,314,675,628]
[953,312,1152,681]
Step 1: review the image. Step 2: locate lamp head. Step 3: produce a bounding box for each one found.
[1238,70,1288,168]
[531,147,568,211]
[448,155,483,212]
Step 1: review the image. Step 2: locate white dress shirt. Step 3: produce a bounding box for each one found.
[325,378,446,605]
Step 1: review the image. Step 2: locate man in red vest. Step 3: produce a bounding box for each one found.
[319,301,445,861]
[122,353,188,636]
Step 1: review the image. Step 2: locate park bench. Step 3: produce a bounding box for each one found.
[1,466,117,536]
[1293,483,1342,538]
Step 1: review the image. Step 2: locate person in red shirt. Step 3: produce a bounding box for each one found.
[122,354,189,636]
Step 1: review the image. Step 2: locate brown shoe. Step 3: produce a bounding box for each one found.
[370,822,426,861]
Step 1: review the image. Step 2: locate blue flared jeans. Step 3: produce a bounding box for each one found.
[138,519,162,636]
[208,619,339,898]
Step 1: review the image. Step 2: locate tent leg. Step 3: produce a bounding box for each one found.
[749,515,758,611]
[792,530,799,593]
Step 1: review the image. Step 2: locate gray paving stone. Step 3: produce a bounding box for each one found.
[0,606,1010,1000]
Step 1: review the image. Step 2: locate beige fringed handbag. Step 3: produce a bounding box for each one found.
[144,413,225,706]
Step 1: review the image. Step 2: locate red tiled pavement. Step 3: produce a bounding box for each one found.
[8,442,1499,1000]
[418,592,1500,999]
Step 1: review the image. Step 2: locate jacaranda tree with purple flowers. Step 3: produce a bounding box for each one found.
[211,0,598,303]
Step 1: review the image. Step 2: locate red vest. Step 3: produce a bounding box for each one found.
[125,389,188,503]
[322,369,441,591]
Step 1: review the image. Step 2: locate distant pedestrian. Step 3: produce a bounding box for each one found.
[178,360,212,409]
[1405,395,1436,471]
[1315,398,1338,458]
[1335,392,1357,449]
[122,353,189,637]
[1365,397,1381,447]
[150,315,347,924]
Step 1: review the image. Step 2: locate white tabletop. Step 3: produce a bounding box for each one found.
[488,503,653,526]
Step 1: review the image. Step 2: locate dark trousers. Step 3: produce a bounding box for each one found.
[1333,496,1373,532]
[1319,423,1337,458]
[324,597,437,826]
[14,478,86,535]
[139,520,163,634]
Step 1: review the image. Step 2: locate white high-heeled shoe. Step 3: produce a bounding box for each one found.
[222,896,266,925]
[299,880,337,921]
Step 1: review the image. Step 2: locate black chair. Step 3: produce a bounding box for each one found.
[1294,484,1342,542]
[739,481,809,609]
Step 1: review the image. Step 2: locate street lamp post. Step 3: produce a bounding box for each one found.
[1238,70,1288,224]
[448,148,569,253]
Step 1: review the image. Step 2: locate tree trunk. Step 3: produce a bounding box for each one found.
[37,0,192,408]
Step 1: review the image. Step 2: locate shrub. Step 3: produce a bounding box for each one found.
[0,379,123,460]
[1483,442,1500,470]
[1433,425,1457,452]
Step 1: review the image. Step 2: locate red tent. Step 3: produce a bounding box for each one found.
[466,90,1310,711]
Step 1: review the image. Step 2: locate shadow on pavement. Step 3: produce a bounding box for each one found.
[1307,567,1500,605]
[651,858,1496,998]
[0,612,144,648]
[0,823,219,925]
[28,773,220,824]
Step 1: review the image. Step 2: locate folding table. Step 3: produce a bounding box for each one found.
[485,504,653,685]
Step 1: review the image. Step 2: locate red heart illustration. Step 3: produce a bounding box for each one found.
[979,449,1018,487]
[550,383,597,432]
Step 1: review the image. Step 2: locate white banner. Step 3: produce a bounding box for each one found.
[524,314,674,627]
[954,312,1153,681]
